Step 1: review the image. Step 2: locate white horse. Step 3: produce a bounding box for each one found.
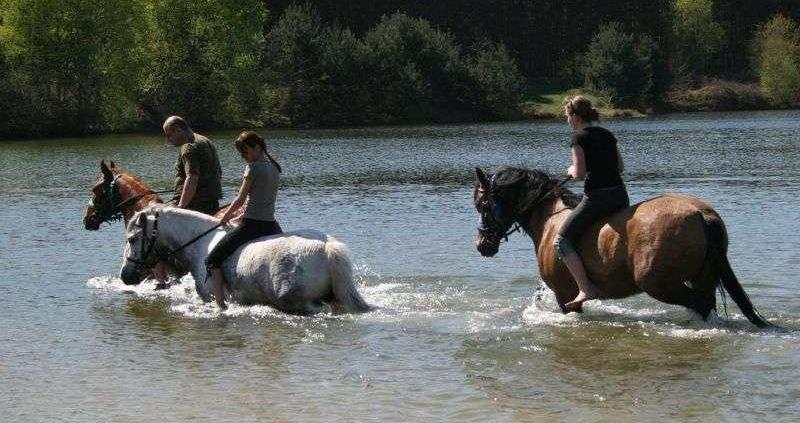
[119,205,372,315]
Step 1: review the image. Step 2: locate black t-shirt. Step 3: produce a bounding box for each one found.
[570,126,623,191]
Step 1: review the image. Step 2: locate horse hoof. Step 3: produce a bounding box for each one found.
[154,282,169,290]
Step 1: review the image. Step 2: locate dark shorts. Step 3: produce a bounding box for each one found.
[189,200,220,215]
[205,219,283,269]
[558,184,630,243]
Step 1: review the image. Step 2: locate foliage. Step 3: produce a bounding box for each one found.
[752,14,800,106]
[263,4,369,127]
[581,23,658,107]
[464,42,524,119]
[0,0,148,136]
[140,0,266,128]
[264,7,525,126]
[671,0,726,76]
[361,13,465,122]
[666,79,768,111]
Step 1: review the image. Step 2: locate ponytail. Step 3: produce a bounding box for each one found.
[234,130,282,173]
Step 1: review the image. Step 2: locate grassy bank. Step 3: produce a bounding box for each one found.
[520,78,798,120]
[519,79,645,120]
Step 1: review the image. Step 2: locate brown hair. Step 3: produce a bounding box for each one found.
[564,95,600,122]
[234,130,282,173]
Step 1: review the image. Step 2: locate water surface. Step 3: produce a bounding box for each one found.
[1,110,799,421]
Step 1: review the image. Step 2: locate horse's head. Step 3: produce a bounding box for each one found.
[120,208,162,285]
[474,167,559,257]
[84,160,120,230]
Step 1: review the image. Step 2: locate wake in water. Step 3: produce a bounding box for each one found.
[87,271,791,339]
[522,281,791,338]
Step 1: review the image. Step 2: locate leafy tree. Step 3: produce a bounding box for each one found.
[582,23,658,107]
[362,12,463,122]
[465,41,523,119]
[0,0,148,136]
[139,0,266,128]
[671,0,726,76]
[752,14,800,106]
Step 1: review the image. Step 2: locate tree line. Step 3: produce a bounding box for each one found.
[1,0,799,139]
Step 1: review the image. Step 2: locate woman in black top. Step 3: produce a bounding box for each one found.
[555,96,629,311]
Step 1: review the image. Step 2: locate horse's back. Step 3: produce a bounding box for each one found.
[615,194,718,291]
[570,193,718,298]
[225,228,346,308]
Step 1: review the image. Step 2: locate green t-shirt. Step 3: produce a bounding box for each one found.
[173,133,223,208]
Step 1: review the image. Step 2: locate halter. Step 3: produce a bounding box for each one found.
[89,174,172,225]
[125,210,223,268]
[478,174,572,243]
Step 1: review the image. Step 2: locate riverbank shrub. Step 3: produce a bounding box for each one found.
[361,13,465,123]
[465,42,524,120]
[666,79,768,111]
[752,14,800,106]
[264,7,524,126]
[581,23,658,108]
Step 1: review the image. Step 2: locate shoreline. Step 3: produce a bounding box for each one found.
[2,106,798,143]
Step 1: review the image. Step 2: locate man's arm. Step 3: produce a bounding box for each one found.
[178,173,198,208]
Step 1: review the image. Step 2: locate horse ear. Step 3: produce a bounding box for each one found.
[109,160,116,169]
[100,160,113,180]
[475,167,490,190]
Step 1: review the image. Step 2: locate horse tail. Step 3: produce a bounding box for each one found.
[325,237,372,313]
[702,214,773,329]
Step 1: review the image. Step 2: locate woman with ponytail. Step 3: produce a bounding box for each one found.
[554,96,629,311]
[206,130,283,309]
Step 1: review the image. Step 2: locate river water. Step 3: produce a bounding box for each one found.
[1,111,799,422]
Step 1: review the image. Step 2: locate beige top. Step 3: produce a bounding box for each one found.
[242,157,280,221]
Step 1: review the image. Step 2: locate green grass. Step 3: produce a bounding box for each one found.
[518,79,644,120]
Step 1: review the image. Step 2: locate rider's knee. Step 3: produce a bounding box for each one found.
[204,256,219,272]
[553,234,576,259]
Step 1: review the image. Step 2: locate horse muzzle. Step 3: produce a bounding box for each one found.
[476,237,500,257]
[120,262,148,285]
[83,212,102,230]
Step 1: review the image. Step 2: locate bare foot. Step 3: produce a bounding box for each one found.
[212,278,227,310]
[564,290,595,312]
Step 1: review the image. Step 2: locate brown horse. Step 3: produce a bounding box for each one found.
[84,160,232,284]
[473,166,773,328]
[84,160,231,229]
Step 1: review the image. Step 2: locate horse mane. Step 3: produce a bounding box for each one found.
[493,166,581,210]
[111,166,154,194]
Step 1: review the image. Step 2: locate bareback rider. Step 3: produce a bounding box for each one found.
[162,116,223,214]
[154,116,223,284]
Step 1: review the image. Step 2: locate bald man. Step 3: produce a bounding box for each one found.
[163,116,223,214]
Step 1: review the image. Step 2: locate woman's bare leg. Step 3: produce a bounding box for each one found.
[209,268,227,310]
[561,251,598,311]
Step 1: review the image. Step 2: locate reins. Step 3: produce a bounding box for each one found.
[126,210,223,267]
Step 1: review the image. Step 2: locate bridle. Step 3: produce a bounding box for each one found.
[477,174,573,243]
[125,210,223,269]
[89,174,172,225]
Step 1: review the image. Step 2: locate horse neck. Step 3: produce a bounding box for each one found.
[115,174,162,222]
[157,209,217,260]
[522,196,569,250]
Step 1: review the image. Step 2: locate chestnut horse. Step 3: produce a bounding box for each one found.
[473,166,773,328]
[83,160,232,284]
[84,160,234,229]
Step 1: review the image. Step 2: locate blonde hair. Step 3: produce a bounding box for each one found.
[564,95,600,122]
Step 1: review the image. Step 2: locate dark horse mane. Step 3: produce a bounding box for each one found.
[493,166,581,210]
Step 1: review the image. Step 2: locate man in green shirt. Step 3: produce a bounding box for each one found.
[163,116,223,214]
